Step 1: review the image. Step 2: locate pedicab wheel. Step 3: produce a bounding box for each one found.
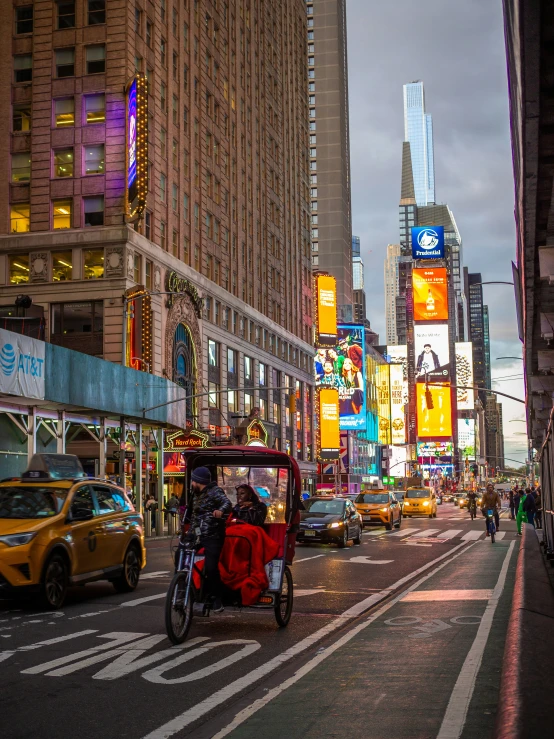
[491,530,495,544]
[275,565,293,628]
[165,572,193,644]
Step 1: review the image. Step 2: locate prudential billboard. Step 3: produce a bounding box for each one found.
[411,226,445,260]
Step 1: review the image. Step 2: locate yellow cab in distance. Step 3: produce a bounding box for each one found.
[402,486,437,518]
[0,454,145,608]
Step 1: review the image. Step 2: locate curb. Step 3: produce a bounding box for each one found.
[494,524,554,738]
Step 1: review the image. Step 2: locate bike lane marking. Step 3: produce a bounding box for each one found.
[0,630,98,664]
[400,589,493,602]
[436,539,516,739]
[142,540,474,739]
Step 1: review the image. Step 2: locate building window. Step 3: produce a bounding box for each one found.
[51,301,104,356]
[57,1,75,28]
[11,153,31,182]
[52,199,72,229]
[55,48,75,78]
[227,348,236,374]
[145,259,152,290]
[228,390,237,413]
[83,196,104,226]
[208,382,220,408]
[161,38,167,66]
[13,105,31,132]
[86,45,106,74]
[52,251,73,281]
[172,183,178,211]
[135,7,142,34]
[14,54,32,83]
[83,249,104,279]
[145,211,152,239]
[160,221,166,250]
[244,355,252,381]
[146,20,153,47]
[85,94,105,123]
[54,149,74,178]
[160,173,167,202]
[183,194,189,221]
[88,0,106,24]
[244,391,253,416]
[9,255,29,284]
[54,98,75,127]
[259,362,266,386]
[84,144,104,174]
[15,6,33,34]
[10,204,30,233]
[133,253,142,283]
[208,339,219,366]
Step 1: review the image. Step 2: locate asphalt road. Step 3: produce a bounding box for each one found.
[0,502,518,739]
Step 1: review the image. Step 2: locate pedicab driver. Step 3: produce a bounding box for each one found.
[480,482,502,537]
[184,467,232,613]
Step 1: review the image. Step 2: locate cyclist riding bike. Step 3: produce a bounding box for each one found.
[467,490,478,518]
[480,483,501,537]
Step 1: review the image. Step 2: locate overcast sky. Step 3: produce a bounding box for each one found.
[346,0,527,466]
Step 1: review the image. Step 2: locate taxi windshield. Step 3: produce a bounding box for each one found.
[0,486,68,518]
[304,499,345,515]
[406,489,430,499]
[355,494,388,504]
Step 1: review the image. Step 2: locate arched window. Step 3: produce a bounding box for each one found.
[173,323,197,423]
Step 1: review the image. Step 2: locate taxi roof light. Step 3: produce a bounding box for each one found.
[22,454,86,481]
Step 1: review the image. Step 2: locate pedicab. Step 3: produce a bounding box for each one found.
[165,447,302,644]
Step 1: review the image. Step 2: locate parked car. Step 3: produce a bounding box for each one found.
[298,497,362,547]
[354,491,402,531]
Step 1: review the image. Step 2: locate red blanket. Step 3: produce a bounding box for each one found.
[193,523,280,606]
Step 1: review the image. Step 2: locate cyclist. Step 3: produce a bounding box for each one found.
[467,489,478,518]
[480,483,501,536]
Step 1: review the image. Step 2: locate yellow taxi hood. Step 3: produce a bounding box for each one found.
[0,515,63,536]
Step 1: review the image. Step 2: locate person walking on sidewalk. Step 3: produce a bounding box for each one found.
[509,488,515,520]
[523,488,536,529]
[481,483,501,536]
[535,489,543,529]
[516,489,528,536]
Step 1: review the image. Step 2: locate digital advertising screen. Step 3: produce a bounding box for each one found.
[411,226,445,259]
[314,324,366,430]
[389,444,407,478]
[390,363,406,444]
[127,78,137,202]
[455,342,475,410]
[376,363,391,444]
[416,383,453,438]
[317,387,340,461]
[417,440,454,459]
[413,267,448,321]
[314,274,337,346]
[414,324,450,382]
[458,418,476,459]
[386,345,409,405]
[126,75,148,218]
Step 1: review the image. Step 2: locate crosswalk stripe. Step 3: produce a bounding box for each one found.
[365,528,386,536]
[461,530,484,541]
[410,529,440,538]
[494,531,506,540]
[388,528,420,537]
[436,529,463,540]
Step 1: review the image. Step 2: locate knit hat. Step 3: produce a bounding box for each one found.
[191,466,211,485]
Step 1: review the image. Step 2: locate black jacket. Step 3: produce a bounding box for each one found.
[185,482,232,540]
[231,501,267,527]
[523,495,536,515]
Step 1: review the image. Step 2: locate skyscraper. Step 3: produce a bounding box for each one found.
[352,235,365,322]
[465,272,490,403]
[384,244,401,344]
[307,0,353,311]
[403,81,435,207]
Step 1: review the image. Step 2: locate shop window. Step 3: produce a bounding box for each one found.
[14,55,32,83]
[10,204,30,233]
[54,149,74,178]
[9,255,29,284]
[83,196,104,226]
[86,45,105,74]
[53,199,72,229]
[13,105,32,132]
[52,251,73,281]
[84,144,104,174]
[11,153,31,183]
[88,0,106,25]
[15,6,33,34]
[57,1,75,28]
[83,249,104,279]
[51,301,104,357]
[85,94,105,123]
[54,98,75,127]
[55,48,75,78]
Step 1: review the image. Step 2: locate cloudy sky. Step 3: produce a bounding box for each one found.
[346,0,527,466]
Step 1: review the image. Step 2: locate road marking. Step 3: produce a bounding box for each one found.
[294,554,327,563]
[436,530,463,540]
[142,541,475,739]
[401,589,493,602]
[436,540,516,739]
[387,528,420,537]
[494,532,506,540]
[346,556,394,565]
[206,541,478,739]
[364,528,386,536]
[294,589,325,597]
[461,530,484,541]
[0,630,98,665]
[120,594,166,607]
[93,637,209,680]
[410,529,440,538]
[409,619,452,639]
[139,571,171,580]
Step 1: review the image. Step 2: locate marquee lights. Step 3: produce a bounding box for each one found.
[126,75,149,220]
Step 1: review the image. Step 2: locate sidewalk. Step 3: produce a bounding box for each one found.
[217,538,518,739]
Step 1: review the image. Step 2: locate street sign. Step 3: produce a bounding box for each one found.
[112,450,135,460]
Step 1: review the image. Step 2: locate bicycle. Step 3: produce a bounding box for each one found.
[469,501,477,520]
[485,508,496,543]
[165,530,201,644]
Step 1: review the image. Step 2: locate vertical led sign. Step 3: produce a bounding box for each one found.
[390,363,406,444]
[314,274,338,346]
[126,75,148,219]
[317,387,340,461]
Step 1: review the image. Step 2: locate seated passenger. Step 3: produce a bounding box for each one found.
[232,485,267,527]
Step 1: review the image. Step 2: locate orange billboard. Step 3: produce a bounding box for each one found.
[314,274,337,346]
[413,267,448,321]
[416,383,452,438]
[317,387,340,460]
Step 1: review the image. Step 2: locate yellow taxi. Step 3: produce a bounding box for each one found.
[459,492,482,510]
[402,486,437,518]
[0,454,146,608]
[354,491,402,530]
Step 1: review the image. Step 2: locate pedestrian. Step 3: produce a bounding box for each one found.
[523,488,536,529]
[535,489,543,529]
[145,494,158,529]
[509,488,515,520]
[516,489,528,536]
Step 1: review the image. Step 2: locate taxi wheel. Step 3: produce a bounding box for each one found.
[41,554,68,609]
[385,516,393,531]
[113,544,141,593]
[337,528,349,548]
[397,515,402,529]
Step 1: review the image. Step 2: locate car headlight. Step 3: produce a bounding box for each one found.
[0,532,37,547]
[404,501,410,505]
[328,522,342,529]
[380,507,389,512]
[423,501,430,507]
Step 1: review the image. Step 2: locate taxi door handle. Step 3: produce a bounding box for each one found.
[94,526,104,533]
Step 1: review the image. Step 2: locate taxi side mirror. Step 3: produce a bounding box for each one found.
[69,508,94,522]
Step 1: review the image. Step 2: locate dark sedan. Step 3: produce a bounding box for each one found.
[297,497,362,547]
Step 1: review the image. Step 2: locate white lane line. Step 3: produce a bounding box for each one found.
[0,629,98,664]
[120,594,166,607]
[387,528,421,537]
[436,530,463,540]
[436,540,516,739]
[410,529,440,538]
[208,541,479,739]
[401,589,493,602]
[142,541,474,739]
[139,571,171,580]
[364,529,386,536]
[294,554,327,563]
[461,530,484,541]
[294,589,326,598]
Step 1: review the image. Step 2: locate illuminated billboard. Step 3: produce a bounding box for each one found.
[390,363,406,444]
[458,418,476,459]
[317,387,340,461]
[414,324,450,382]
[455,342,474,410]
[386,345,408,405]
[126,75,148,219]
[389,444,407,478]
[376,363,391,444]
[314,274,337,346]
[413,268,448,321]
[411,226,445,259]
[314,325,366,430]
[416,383,453,438]
[417,440,454,458]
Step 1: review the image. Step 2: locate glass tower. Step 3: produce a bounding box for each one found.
[403,81,435,206]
